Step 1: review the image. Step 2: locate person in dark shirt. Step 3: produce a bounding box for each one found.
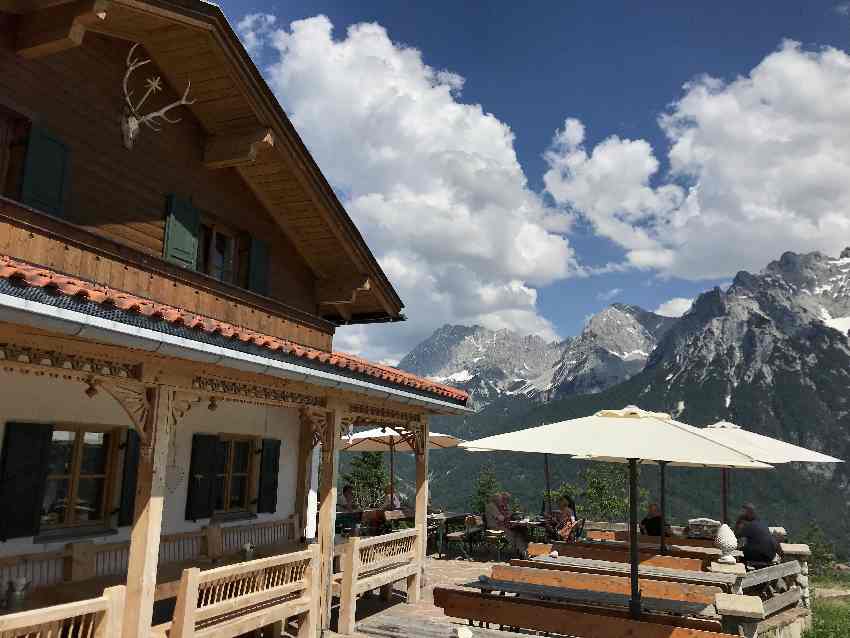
[736,503,777,565]
[640,503,664,537]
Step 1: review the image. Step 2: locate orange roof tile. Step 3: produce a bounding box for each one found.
[0,255,469,405]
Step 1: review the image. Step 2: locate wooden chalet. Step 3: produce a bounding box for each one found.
[0,0,470,636]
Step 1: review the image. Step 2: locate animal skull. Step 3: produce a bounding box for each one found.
[121,43,194,150]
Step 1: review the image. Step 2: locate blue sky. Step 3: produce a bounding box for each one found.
[222,1,850,361]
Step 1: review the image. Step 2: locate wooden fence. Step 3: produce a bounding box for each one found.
[165,545,320,638]
[0,586,124,638]
[336,528,421,635]
[0,516,298,588]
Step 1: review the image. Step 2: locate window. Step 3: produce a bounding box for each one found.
[214,437,253,513]
[41,428,116,529]
[198,221,238,284]
[0,108,30,201]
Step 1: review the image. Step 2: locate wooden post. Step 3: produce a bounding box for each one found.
[94,585,126,638]
[204,524,223,560]
[295,412,316,540]
[317,408,341,631]
[407,417,429,604]
[337,538,360,635]
[299,543,321,638]
[122,386,173,638]
[170,567,201,638]
[66,541,97,581]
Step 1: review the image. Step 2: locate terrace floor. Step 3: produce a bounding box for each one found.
[329,556,511,637]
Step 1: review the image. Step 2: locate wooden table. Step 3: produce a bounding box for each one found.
[507,518,549,543]
[428,511,469,557]
[0,539,307,616]
[524,555,742,592]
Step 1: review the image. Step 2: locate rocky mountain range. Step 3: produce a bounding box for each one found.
[399,247,850,554]
[399,304,676,408]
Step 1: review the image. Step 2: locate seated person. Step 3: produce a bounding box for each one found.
[338,484,356,512]
[383,484,401,510]
[485,492,528,555]
[547,495,577,540]
[735,503,778,565]
[640,503,664,537]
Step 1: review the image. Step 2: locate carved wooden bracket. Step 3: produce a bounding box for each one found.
[204,128,274,169]
[102,383,198,446]
[317,275,371,321]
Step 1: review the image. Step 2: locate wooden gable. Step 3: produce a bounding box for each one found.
[0,0,404,326]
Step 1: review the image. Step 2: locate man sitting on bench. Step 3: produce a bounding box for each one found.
[735,503,778,567]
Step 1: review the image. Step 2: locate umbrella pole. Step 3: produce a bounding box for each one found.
[659,461,668,556]
[721,468,728,524]
[544,453,553,517]
[390,442,395,507]
[628,458,642,619]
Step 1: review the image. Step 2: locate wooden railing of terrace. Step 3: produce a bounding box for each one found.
[164,545,320,638]
[0,516,299,587]
[0,585,125,638]
[336,528,421,635]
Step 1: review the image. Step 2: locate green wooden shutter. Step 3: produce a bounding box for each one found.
[256,438,280,514]
[185,433,219,521]
[0,422,53,540]
[21,124,70,218]
[248,237,270,295]
[117,429,140,527]
[164,194,200,270]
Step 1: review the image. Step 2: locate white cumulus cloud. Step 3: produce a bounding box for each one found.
[239,15,577,362]
[654,297,694,318]
[544,40,850,281]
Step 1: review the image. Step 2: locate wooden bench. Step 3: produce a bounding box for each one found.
[527,542,704,570]
[335,529,421,635]
[614,531,717,548]
[0,585,124,638]
[514,556,741,592]
[163,545,319,638]
[434,587,735,638]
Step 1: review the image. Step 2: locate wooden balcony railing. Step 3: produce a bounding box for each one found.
[336,528,421,635]
[0,585,124,638]
[166,545,320,638]
[0,196,333,350]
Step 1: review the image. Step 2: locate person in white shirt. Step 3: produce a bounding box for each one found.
[383,484,401,510]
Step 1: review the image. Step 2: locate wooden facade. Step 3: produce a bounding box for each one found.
[0,1,469,636]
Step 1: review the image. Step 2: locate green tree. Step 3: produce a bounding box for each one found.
[551,463,648,522]
[471,462,502,514]
[798,523,836,576]
[342,452,389,509]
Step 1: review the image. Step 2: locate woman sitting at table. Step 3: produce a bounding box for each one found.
[547,495,577,541]
[383,484,402,510]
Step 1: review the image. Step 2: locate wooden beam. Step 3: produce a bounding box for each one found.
[316,274,370,305]
[407,418,429,604]
[122,386,173,638]
[15,0,108,59]
[204,128,274,169]
[316,407,340,631]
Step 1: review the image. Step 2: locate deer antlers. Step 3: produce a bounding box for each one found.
[121,43,195,148]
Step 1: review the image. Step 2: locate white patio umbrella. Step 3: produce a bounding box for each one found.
[460,405,772,619]
[341,427,463,504]
[701,421,843,523]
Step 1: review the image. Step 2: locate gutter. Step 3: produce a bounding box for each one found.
[0,292,471,415]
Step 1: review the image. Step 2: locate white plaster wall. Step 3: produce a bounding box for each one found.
[0,371,303,557]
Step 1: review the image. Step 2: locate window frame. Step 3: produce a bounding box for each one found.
[198,216,240,285]
[214,435,257,515]
[40,424,121,531]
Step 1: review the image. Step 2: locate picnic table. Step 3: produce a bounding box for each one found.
[463,576,719,620]
[522,555,742,592]
[506,517,549,542]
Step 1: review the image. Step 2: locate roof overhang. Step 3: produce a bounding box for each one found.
[0,287,470,414]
